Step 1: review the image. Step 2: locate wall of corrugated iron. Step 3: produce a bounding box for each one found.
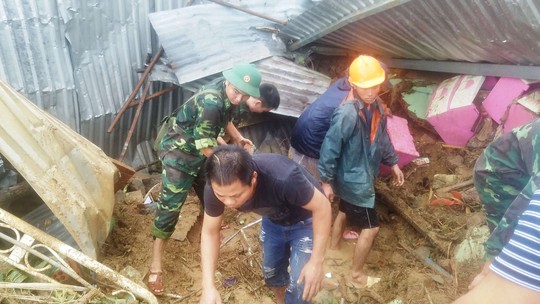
[0,1,78,128]
[0,0,192,164]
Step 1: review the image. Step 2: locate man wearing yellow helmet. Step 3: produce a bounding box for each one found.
[318,55,405,288]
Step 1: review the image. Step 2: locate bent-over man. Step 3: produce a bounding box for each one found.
[200,145,331,304]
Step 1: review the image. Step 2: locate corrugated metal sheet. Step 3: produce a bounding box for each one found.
[0,80,118,258]
[65,0,156,159]
[0,0,320,167]
[0,0,203,163]
[254,56,331,117]
[147,3,287,85]
[282,0,540,66]
[280,0,411,51]
[0,0,77,129]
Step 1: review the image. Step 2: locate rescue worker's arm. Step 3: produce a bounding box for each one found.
[200,147,214,158]
[468,259,492,290]
[321,182,334,202]
[217,137,228,146]
[297,188,332,301]
[454,265,540,304]
[200,212,224,304]
[390,164,404,186]
[193,94,223,153]
[318,106,354,199]
[484,172,540,259]
[225,122,254,153]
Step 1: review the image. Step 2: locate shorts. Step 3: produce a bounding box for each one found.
[339,199,379,229]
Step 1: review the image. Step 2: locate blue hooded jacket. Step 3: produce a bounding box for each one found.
[318,99,398,208]
[290,77,350,159]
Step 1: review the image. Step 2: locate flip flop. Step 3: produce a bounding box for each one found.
[342,230,359,240]
[144,271,164,295]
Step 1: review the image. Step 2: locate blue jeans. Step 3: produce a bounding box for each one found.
[260,217,313,304]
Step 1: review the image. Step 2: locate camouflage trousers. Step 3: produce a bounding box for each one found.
[152,153,206,239]
[474,153,531,258]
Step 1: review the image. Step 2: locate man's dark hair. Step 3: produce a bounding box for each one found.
[205,145,254,186]
[259,83,280,110]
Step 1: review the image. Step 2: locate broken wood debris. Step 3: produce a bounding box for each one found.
[435,179,474,196]
[107,46,163,134]
[376,181,453,255]
[399,241,453,282]
[220,218,262,248]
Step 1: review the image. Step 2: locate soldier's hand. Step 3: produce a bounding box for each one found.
[238,137,255,154]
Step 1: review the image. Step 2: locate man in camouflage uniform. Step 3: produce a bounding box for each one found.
[469,118,540,289]
[146,63,263,295]
[217,83,281,146]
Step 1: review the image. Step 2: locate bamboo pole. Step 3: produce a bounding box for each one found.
[119,79,151,161]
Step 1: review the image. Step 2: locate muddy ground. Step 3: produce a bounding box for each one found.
[99,66,490,303]
[100,117,488,304]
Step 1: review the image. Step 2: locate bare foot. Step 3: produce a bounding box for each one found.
[346,274,381,289]
[347,274,368,288]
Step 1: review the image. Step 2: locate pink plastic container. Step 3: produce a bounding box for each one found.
[379,115,420,177]
[502,103,538,133]
[426,75,485,146]
[482,77,529,124]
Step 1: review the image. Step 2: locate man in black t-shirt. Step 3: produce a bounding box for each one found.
[199,145,331,304]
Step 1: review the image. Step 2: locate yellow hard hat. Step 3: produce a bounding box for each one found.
[348,55,385,88]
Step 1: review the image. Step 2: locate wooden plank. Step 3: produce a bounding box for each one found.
[376,181,453,255]
[109,158,136,192]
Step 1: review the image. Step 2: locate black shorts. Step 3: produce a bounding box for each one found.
[339,199,379,229]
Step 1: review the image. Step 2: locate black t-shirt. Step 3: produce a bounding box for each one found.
[204,154,322,225]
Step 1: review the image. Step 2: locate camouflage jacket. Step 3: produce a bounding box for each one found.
[231,102,252,127]
[159,80,232,175]
[475,118,540,257]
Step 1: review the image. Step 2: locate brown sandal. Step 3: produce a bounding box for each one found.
[144,271,164,295]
